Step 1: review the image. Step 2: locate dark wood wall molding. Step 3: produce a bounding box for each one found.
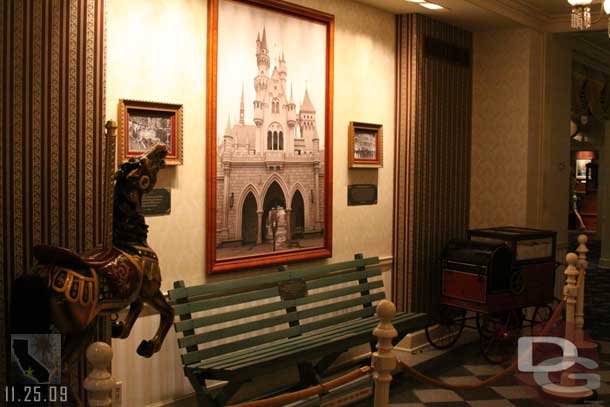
[393,14,472,313]
[0,0,106,387]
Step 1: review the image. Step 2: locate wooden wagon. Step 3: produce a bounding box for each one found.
[425,227,558,363]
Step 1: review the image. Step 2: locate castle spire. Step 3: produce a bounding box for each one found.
[239,83,245,125]
[224,114,232,136]
[301,87,315,113]
[261,27,268,51]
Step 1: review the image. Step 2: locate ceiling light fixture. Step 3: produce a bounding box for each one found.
[420,2,444,10]
[405,0,426,3]
[568,0,593,30]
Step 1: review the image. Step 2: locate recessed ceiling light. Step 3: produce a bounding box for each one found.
[405,0,426,3]
[420,2,445,9]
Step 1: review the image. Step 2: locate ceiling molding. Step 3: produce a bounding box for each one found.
[462,0,550,29]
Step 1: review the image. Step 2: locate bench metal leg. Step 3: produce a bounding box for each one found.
[297,362,321,388]
[215,381,243,406]
[187,371,220,407]
[315,351,343,377]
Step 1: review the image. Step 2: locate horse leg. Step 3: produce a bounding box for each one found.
[137,289,174,357]
[112,299,143,339]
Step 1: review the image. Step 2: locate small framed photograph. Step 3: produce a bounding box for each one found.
[348,122,383,168]
[118,99,183,165]
[575,158,591,180]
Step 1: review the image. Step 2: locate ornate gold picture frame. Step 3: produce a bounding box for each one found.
[349,121,383,168]
[117,99,184,165]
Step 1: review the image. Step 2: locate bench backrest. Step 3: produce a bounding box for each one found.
[168,254,386,366]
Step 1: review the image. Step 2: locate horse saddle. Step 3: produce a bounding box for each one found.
[33,245,116,268]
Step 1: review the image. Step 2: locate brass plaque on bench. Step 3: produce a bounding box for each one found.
[278,279,308,300]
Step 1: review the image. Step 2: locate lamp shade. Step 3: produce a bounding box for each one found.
[568,0,592,5]
[604,0,610,14]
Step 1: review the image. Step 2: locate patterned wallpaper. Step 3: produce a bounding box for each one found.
[0,0,106,388]
[104,0,398,405]
[470,29,540,228]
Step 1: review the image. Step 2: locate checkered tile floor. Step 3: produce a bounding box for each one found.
[357,340,610,407]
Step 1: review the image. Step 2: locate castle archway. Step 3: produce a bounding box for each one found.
[291,190,305,239]
[241,192,258,244]
[262,181,286,242]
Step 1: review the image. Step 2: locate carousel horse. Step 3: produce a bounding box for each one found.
[26,144,174,375]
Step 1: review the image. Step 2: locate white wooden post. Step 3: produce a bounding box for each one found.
[84,342,115,407]
[542,253,593,400]
[575,234,588,333]
[373,300,397,407]
[564,252,579,343]
[575,234,598,350]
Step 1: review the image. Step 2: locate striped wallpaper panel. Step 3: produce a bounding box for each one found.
[393,14,472,314]
[0,0,106,388]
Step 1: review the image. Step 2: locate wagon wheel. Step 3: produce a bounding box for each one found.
[477,310,522,364]
[425,306,466,350]
[530,305,553,335]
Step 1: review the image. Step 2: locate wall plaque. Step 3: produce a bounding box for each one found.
[278,279,308,301]
[141,188,171,216]
[348,184,377,206]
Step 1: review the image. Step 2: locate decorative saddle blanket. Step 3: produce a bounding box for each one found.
[38,246,160,314]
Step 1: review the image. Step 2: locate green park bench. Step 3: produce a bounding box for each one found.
[168,254,428,406]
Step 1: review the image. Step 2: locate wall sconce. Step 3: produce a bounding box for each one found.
[229,192,234,208]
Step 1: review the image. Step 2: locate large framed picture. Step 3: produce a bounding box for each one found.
[207,0,334,273]
[348,122,383,168]
[118,99,183,165]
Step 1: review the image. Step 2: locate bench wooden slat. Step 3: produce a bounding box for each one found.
[178,312,299,349]
[298,292,385,320]
[297,280,383,307]
[305,268,381,290]
[299,307,376,334]
[217,313,427,372]
[173,286,280,316]
[177,281,383,349]
[202,306,408,370]
[175,279,383,333]
[182,325,302,365]
[174,298,296,333]
[175,269,382,318]
[168,257,380,301]
[287,257,379,279]
[203,312,382,369]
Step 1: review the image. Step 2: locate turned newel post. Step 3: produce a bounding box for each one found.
[84,342,115,407]
[543,252,594,400]
[373,300,397,407]
[564,253,579,343]
[575,234,588,332]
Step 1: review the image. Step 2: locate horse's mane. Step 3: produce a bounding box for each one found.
[112,161,149,249]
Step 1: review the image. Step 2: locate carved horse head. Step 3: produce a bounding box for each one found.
[113,144,168,248]
[115,144,168,204]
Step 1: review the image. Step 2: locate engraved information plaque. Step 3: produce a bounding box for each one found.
[348,184,378,206]
[141,188,171,216]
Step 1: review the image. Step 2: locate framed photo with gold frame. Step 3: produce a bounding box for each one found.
[117,99,183,165]
[348,121,383,168]
[206,0,334,273]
